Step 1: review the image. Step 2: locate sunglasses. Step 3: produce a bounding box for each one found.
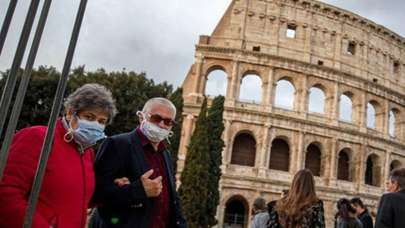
[147,113,176,126]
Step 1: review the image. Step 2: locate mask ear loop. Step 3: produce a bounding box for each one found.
[63,113,77,143]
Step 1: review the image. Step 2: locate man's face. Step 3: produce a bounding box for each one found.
[141,104,175,130]
[386,179,399,193]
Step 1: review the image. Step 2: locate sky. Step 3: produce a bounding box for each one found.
[0,0,404,88]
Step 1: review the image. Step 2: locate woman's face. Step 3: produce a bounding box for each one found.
[66,108,109,129]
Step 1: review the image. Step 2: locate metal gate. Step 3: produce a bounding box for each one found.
[0,0,89,226]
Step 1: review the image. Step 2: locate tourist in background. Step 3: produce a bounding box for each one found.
[252,197,269,228]
[335,198,363,228]
[350,197,373,228]
[375,167,405,228]
[267,169,325,228]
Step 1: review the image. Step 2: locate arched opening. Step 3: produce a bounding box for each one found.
[389,110,396,137]
[269,138,290,171]
[231,133,256,167]
[223,196,248,228]
[337,149,351,181]
[305,143,322,176]
[390,160,402,171]
[339,93,353,122]
[389,109,400,137]
[367,102,378,129]
[308,87,326,114]
[239,74,262,104]
[205,69,228,97]
[275,79,295,110]
[365,154,381,186]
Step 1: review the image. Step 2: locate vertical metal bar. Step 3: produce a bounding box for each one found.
[23,0,88,226]
[0,0,18,56]
[0,0,41,136]
[0,0,53,182]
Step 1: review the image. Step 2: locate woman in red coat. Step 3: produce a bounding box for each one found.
[0,83,117,228]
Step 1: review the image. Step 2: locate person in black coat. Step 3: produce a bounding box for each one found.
[350,197,373,228]
[375,167,405,228]
[90,98,187,228]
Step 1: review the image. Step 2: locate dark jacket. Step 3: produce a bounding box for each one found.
[375,190,405,228]
[90,130,187,228]
[335,217,363,228]
[358,210,373,228]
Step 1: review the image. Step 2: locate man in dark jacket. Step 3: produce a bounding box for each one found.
[375,167,405,228]
[350,197,373,228]
[91,98,187,228]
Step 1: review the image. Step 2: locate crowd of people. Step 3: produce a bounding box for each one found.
[0,83,404,228]
[252,167,405,228]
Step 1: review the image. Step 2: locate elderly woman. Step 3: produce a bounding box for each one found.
[0,83,117,228]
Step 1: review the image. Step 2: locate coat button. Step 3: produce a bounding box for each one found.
[130,203,143,208]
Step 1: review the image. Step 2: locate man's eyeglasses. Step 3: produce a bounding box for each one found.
[147,113,176,127]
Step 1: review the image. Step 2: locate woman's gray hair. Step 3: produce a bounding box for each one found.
[64,83,117,124]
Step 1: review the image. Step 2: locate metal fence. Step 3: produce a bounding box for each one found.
[0,0,88,226]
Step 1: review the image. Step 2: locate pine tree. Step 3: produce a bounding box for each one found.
[206,96,225,226]
[178,98,210,228]
[168,88,183,173]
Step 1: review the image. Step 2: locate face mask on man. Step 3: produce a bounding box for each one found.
[63,115,106,149]
[137,111,173,143]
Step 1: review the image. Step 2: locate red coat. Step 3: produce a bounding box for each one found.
[0,119,95,228]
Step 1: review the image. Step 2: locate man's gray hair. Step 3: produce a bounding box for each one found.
[142,97,176,117]
[64,83,117,124]
[390,167,405,190]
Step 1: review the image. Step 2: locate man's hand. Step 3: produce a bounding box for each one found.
[114,177,131,187]
[141,169,162,197]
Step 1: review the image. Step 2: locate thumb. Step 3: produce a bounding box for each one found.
[141,169,154,180]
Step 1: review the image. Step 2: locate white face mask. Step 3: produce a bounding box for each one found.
[138,111,173,143]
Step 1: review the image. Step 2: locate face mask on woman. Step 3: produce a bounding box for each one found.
[63,115,106,149]
[137,111,173,143]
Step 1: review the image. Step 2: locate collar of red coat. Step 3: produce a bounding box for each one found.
[135,127,166,152]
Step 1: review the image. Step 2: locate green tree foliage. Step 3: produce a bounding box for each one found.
[0,66,173,136]
[168,88,183,173]
[206,96,225,226]
[0,66,60,130]
[179,98,210,228]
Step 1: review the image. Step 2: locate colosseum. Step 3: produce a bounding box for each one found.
[178,0,405,227]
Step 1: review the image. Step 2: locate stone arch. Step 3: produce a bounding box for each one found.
[223,195,249,228]
[269,137,290,172]
[204,65,228,97]
[337,148,352,181]
[390,160,402,171]
[339,92,353,122]
[239,72,262,104]
[305,142,322,176]
[366,100,382,130]
[389,108,401,138]
[275,78,296,110]
[308,85,326,114]
[231,132,257,167]
[365,153,381,187]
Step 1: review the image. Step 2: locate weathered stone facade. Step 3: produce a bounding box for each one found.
[178,0,405,227]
